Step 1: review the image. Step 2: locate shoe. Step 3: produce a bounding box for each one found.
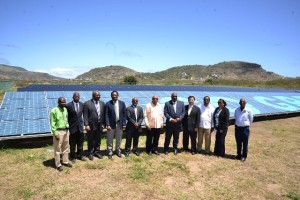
[183,148,189,152]
[125,152,129,157]
[174,149,178,155]
[70,158,76,163]
[164,151,169,155]
[117,153,122,158]
[62,163,72,168]
[77,156,86,161]
[94,153,103,159]
[152,150,159,155]
[146,151,152,155]
[88,155,94,161]
[57,166,63,172]
[191,152,195,155]
[235,155,242,160]
[108,154,113,159]
[241,157,246,162]
[134,151,140,156]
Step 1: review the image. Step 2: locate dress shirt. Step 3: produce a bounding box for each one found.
[50,106,69,136]
[144,102,164,128]
[114,100,119,121]
[188,105,193,116]
[173,101,176,113]
[93,100,101,120]
[73,101,79,113]
[235,107,254,127]
[133,105,138,122]
[199,104,215,128]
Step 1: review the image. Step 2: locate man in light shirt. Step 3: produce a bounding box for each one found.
[197,96,215,154]
[234,98,254,162]
[144,95,164,155]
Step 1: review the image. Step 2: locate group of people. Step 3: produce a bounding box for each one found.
[50,91,254,172]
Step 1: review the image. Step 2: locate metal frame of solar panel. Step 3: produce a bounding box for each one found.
[1,85,300,140]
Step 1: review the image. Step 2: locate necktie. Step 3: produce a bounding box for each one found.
[134,106,137,122]
[75,103,79,113]
[188,105,192,115]
[114,101,119,121]
[173,101,176,113]
[95,101,100,120]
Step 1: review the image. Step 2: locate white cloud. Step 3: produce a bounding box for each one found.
[35,66,92,79]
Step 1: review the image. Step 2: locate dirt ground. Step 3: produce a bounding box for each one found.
[0,117,299,200]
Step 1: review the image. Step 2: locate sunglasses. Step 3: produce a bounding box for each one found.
[152,98,158,100]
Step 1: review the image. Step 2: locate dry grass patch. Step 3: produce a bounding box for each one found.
[0,117,299,200]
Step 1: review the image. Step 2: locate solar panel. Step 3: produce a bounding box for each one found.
[1,87,300,139]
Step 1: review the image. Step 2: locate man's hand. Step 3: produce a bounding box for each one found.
[85,125,91,131]
[55,135,59,141]
[107,126,112,131]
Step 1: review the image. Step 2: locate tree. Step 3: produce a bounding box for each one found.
[123,76,138,85]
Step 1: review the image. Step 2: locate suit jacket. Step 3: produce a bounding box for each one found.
[83,99,105,131]
[66,101,84,134]
[183,105,200,132]
[126,105,144,132]
[105,100,126,129]
[213,107,230,130]
[164,100,185,127]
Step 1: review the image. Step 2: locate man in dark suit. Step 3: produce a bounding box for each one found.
[66,92,85,162]
[105,91,126,159]
[182,96,200,155]
[83,90,105,161]
[125,97,144,157]
[164,92,185,155]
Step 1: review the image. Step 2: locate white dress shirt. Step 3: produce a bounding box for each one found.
[234,107,254,127]
[199,103,215,128]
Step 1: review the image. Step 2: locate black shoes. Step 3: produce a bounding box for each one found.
[62,163,72,168]
[241,157,246,162]
[191,152,196,155]
[77,156,86,161]
[235,155,242,160]
[134,151,140,156]
[125,152,130,157]
[94,153,103,159]
[174,149,178,155]
[57,166,63,172]
[164,151,169,155]
[88,155,94,161]
[152,150,159,155]
[108,154,113,159]
[70,158,76,163]
[116,153,122,158]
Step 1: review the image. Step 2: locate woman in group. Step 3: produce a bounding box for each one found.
[213,98,230,157]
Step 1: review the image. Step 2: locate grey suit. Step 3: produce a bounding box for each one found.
[83,99,105,156]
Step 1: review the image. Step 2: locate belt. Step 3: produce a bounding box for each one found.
[235,125,249,128]
[57,128,69,130]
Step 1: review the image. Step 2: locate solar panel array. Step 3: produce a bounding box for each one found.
[1,86,300,138]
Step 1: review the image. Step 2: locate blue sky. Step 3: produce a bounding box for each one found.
[0,0,299,79]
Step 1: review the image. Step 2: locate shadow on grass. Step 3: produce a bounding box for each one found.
[0,137,53,149]
[43,158,55,169]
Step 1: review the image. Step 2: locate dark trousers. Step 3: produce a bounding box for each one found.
[164,124,181,151]
[235,126,250,158]
[214,127,228,157]
[87,128,102,156]
[69,130,84,159]
[125,129,140,153]
[146,128,161,152]
[183,129,197,153]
